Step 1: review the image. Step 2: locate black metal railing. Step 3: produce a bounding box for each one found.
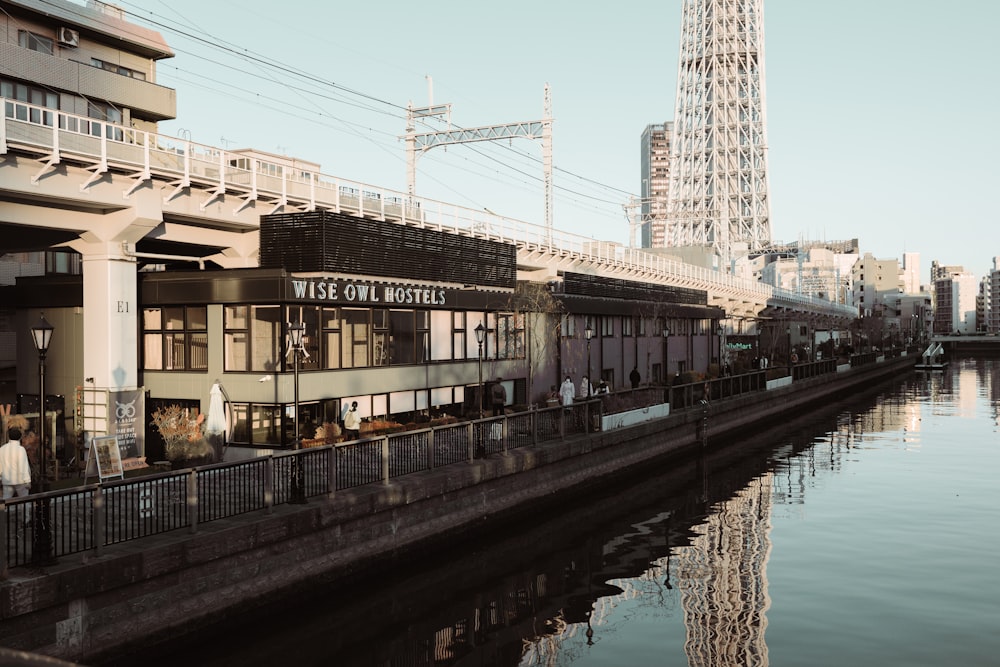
[1,364,857,571]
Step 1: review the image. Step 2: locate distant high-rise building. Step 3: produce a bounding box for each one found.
[933,268,977,334]
[667,0,771,265]
[986,257,1000,334]
[639,122,672,248]
[901,252,921,294]
[851,253,902,317]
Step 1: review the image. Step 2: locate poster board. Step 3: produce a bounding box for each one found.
[85,435,124,482]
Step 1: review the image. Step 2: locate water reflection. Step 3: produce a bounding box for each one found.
[124,360,1000,667]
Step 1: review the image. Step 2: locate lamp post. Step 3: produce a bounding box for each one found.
[288,321,306,504]
[717,324,725,372]
[474,323,485,419]
[786,325,793,364]
[584,323,594,397]
[30,314,55,565]
[662,324,670,381]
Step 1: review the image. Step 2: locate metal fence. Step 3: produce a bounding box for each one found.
[0,368,814,571]
[1,400,602,571]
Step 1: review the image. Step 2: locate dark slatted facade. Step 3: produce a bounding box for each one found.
[260,211,517,289]
[562,272,707,306]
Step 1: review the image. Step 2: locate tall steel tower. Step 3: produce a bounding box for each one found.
[667,0,772,265]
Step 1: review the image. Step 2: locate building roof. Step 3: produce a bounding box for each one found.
[5,0,173,59]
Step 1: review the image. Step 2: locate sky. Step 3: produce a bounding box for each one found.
[118,0,999,284]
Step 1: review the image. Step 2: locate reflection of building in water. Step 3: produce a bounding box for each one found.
[676,474,773,667]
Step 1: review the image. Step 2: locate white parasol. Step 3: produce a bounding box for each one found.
[205,381,228,435]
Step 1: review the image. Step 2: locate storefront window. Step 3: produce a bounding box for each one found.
[321,307,341,369]
[431,311,453,361]
[389,310,415,365]
[251,306,282,373]
[253,404,282,446]
[286,305,320,371]
[341,308,369,368]
[226,306,283,373]
[373,309,389,367]
[416,311,430,363]
[224,306,249,372]
[466,312,485,360]
[452,311,467,361]
[142,306,207,371]
[497,313,523,360]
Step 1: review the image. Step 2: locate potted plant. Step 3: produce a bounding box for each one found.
[151,405,215,469]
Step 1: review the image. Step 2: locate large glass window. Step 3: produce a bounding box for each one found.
[142,306,207,371]
[341,308,369,368]
[496,313,524,360]
[452,311,467,361]
[224,305,283,373]
[416,310,430,364]
[252,306,282,372]
[321,307,341,369]
[431,310,453,361]
[287,305,320,371]
[373,309,389,367]
[390,310,416,365]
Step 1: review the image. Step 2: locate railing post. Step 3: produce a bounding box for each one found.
[187,469,198,534]
[264,456,274,513]
[327,446,337,498]
[501,416,509,454]
[381,437,390,485]
[467,422,476,461]
[0,502,8,578]
[93,485,105,557]
[427,427,436,470]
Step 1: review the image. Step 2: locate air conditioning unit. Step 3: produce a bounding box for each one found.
[57,27,79,47]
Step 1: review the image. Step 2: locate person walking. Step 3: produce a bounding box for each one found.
[629,366,641,389]
[490,378,507,416]
[559,376,575,408]
[0,426,32,499]
[579,375,593,399]
[343,402,361,440]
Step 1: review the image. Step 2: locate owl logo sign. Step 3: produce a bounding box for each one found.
[111,389,144,459]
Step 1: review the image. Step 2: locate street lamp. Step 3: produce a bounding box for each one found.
[584,323,594,397]
[786,325,793,364]
[717,324,724,371]
[30,314,55,565]
[288,321,306,504]
[662,324,670,381]
[474,323,485,419]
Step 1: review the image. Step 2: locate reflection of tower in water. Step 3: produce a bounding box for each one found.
[676,474,774,666]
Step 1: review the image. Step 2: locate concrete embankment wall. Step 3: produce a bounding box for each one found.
[0,358,912,664]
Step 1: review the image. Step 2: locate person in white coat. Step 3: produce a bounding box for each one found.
[559,376,576,407]
[0,426,32,499]
[343,402,361,440]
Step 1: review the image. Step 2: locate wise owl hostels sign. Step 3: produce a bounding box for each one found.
[288,278,451,306]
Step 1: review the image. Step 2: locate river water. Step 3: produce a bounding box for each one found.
[125,358,1000,667]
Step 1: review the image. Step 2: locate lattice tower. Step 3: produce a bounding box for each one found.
[667,0,772,264]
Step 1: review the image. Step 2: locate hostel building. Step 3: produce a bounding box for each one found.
[136,211,723,458]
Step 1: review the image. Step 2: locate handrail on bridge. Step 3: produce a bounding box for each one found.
[1,97,853,319]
